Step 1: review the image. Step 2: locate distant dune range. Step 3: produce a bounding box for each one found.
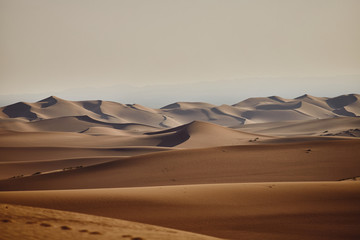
[1,94,360,129]
[0,94,360,240]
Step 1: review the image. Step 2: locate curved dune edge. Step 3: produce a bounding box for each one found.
[0,203,222,240]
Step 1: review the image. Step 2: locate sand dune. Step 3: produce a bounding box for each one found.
[0,115,162,133]
[0,120,274,178]
[1,94,360,240]
[0,121,271,150]
[161,101,217,110]
[295,94,333,109]
[160,102,248,126]
[1,94,359,129]
[0,204,221,240]
[0,146,169,162]
[0,130,162,148]
[1,182,359,240]
[239,116,360,136]
[147,121,272,148]
[4,118,355,186]
[1,139,359,190]
[232,96,287,108]
[326,94,359,109]
[0,156,126,180]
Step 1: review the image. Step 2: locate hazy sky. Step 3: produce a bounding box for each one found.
[1,0,360,106]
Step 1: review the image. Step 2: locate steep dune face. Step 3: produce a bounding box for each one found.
[325,94,360,117]
[2,102,38,121]
[341,96,360,116]
[326,94,359,109]
[37,96,58,108]
[82,100,112,120]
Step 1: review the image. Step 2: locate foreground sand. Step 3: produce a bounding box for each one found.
[1,181,360,240]
[0,203,221,240]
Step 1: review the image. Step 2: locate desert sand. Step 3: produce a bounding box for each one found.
[0,94,360,240]
[0,203,221,240]
[1,182,360,240]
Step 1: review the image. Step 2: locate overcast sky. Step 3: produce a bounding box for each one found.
[1,0,359,106]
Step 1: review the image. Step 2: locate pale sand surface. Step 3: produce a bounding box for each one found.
[0,203,221,240]
[1,182,359,240]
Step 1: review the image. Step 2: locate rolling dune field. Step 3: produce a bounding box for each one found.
[1,94,359,240]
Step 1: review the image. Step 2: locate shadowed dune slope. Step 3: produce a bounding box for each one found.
[1,139,359,191]
[1,182,359,240]
[2,102,38,121]
[0,203,221,240]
